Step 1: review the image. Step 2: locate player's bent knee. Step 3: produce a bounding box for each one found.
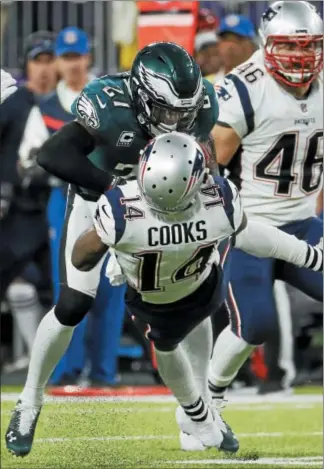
[54,285,94,326]
[239,314,278,346]
[154,339,179,352]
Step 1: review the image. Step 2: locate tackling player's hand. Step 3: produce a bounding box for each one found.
[1,69,17,104]
[303,238,323,272]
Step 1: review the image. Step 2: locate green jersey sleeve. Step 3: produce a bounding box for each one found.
[71,76,133,139]
[194,78,219,142]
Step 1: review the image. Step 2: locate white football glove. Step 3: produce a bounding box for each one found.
[1,69,17,104]
[105,249,126,286]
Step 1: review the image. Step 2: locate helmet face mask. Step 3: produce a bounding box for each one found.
[264,34,323,87]
[149,99,203,135]
[131,42,205,136]
[259,1,324,88]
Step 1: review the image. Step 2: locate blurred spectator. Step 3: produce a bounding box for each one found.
[55,26,93,95]
[195,31,224,83]
[42,26,95,301]
[195,8,224,83]
[217,14,258,75]
[0,31,57,371]
[41,27,126,387]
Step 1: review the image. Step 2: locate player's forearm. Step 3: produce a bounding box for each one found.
[235,221,323,271]
[72,227,108,271]
[37,121,110,193]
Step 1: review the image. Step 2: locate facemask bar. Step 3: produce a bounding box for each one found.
[264,35,323,87]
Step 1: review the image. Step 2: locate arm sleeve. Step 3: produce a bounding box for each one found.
[215,74,254,138]
[213,176,244,232]
[93,194,116,246]
[36,121,112,193]
[94,186,128,246]
[94,193,128,286]
[235,221,309,267]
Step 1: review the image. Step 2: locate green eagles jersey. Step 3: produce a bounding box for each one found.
[71,73,218,180]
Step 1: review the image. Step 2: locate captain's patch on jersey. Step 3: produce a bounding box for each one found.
[117,131,135,147]
[76,93,100,129]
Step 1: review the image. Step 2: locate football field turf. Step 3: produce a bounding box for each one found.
[1,388,322,469]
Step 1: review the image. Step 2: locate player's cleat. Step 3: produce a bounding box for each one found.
[210,397,239,453]
[179,429,206,451]
[176,401,239,453]
[176,406,223,449]
[6,400,42,457]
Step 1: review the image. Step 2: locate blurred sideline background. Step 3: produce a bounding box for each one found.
[0,0,322,396]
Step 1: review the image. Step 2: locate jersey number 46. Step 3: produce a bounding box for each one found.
[254,130,323,196]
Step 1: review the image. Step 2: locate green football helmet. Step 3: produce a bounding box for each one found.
[130,42,205,136]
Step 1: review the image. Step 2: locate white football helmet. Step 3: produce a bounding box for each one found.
[259,1,323,87]
[138,132,209,214]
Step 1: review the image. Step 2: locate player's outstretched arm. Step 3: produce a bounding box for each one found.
[72,226,108,272]
[211,124,241,167]
[1,69,17,104]
[36,121,112,193]
[235,220,323,272]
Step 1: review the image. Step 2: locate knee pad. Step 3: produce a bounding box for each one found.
[54,285,93,326]
[7,281,37,304]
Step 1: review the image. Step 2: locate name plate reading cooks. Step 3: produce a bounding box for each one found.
[148,221,207,247]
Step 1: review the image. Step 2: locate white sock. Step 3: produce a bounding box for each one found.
[182,318,213,402]
[20,308,74,406]
[155,344,200,407]
[7,282,42,356]
[209,325,255,389]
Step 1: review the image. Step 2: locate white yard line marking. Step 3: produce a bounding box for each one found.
[1,406,174,415]
[1,392,322,404]
[1,403,317,416]
[33,432,321,444]
[166,457,323,466]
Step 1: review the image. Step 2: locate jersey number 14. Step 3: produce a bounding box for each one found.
[133,244,215,293]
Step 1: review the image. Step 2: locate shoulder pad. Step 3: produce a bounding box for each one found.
[230,51,266,92]
[71,75,133,134]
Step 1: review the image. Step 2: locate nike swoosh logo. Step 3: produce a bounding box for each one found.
[102,205,111,218]
[96,95,106,109]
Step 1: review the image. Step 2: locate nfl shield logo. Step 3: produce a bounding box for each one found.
[300,103,307,113]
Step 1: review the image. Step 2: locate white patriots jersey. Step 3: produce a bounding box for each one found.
[94,176,243,304]
[215,50,323,226]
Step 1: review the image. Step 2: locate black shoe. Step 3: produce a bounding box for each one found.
[220,421,239,453]
[258,380,292,396]
[211,398,239,454]
[6,400,42,457]
[56,372,81,386]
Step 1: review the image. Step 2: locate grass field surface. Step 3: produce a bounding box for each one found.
[1,386,322,469]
